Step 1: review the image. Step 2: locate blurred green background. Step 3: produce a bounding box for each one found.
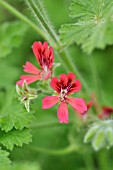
[0,0,113,170]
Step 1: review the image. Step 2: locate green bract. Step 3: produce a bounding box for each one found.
[84,120,113,150]
[59,0,113,54]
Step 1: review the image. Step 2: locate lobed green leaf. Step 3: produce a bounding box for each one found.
[0,147,11,166]
[59,0,113,53]
[0,129,32,150]
[0,88,35,132]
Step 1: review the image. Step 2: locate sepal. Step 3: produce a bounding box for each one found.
[16,81,38,112]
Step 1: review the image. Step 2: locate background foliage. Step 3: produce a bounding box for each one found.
[0,0,113,170]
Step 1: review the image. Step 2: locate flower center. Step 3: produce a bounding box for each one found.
[43,65,48,72]
[60,89,67,102]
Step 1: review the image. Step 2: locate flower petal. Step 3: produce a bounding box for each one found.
[50,77,60,93]
[42,41,48,52]
[98,106,113,119]
[32,41,42,65]
[67,97,87,113]
[33,41,54,69]
[68,80,82,94]
[23,61,40,74]
[16,80,25,87]
[87,100,94,110]
[67,73,76,83]
[19,75,41,85]
[57,102,68,123]
[60,74,68,87]
[42,96,60,109]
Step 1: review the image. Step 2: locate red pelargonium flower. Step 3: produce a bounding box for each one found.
[16,41,54,86]
[42,73,87,123]
[98,106,113,119]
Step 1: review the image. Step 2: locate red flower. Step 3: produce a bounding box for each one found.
[16,41,54,86]
[98,106,113,119]
[42,73,87,123]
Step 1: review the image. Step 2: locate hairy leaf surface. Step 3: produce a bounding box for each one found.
[0,129,32,150]
[60,0,113,53]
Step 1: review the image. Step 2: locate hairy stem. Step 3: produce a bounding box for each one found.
[26,0,59,45]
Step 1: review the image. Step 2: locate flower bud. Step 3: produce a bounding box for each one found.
[84,120,113,150]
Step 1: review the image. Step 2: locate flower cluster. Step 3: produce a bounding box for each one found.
[16,41,93,123]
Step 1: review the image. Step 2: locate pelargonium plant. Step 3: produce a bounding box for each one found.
[16,41,87,123]
[0,0,113,168]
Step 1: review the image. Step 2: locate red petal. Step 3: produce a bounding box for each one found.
[67,97,87,113]
[68,80,82,94]
[16,80,24,87]
[87,100,94,110]
[32,41,42,65]
[42,42,48,52]
[60,74,68,87]
[50,77,60,93]
[67,73,76,83]
[23,61,40,74]
[98,106,113,119]
[49,46,53,56]
[57,102,68,123]
[42,96,60,109]
[19,75,41,85]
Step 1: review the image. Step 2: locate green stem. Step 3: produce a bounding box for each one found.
[84,153,95,170]
[97,150,110,170]
[26,0,59,45]
[0,0,48,42]
[29,144,79,155]
[88,55,104,102]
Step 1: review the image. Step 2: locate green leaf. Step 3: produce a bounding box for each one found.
[0,129,32,150]
[0,21,28,58]
[0,147,11,166]
[59,0,113,53]
[0,88,35,132]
